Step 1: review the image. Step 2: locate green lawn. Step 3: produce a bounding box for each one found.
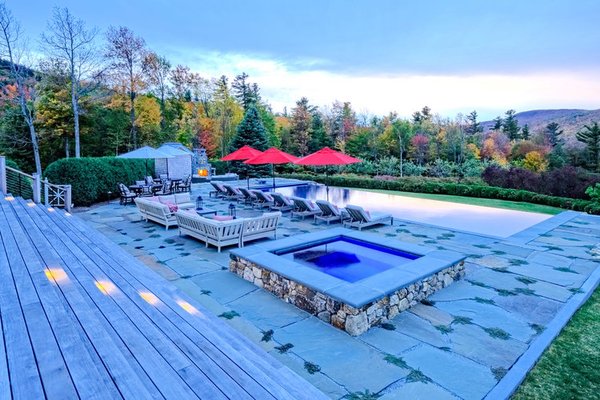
[362,188,563,215]
[512,287,600,399]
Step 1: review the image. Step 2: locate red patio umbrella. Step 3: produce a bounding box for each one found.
[294,147,361,200]
[244,147,300,189]
[221,145,264,188]
[220,145,263,161]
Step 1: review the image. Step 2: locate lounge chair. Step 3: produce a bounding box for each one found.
[118,183,137,205]
[222,184,245,202]
[178,175,192,192]
[270,193,294,212]
[239,187,258,206]
[209,182,228,198]
[251,190,274,208]
[145,176,155,185]
[290,197,322,220]
[344,204,394,230]
[314,200,349,225]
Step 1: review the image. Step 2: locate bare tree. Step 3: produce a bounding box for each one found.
[105,26,145,149]
[0,2,42,174]
[142,51,170,129]
[41,7,99,158]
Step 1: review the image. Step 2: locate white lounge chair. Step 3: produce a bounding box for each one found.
[314,200,348,225]
[209,182,228,198]
[344,204,394,230]
[251,190,274,208]
[270,193,294,212]
[239,187,258,206]
[222,184,245,202]
[290,197,322,220]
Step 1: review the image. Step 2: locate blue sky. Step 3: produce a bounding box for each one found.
[11,0,600,119]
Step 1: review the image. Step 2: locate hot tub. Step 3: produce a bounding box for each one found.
[230,228,466,335]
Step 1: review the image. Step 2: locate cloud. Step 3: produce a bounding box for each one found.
[178,51,600,120]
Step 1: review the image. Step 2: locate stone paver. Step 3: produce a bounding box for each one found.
[76,179,600,399]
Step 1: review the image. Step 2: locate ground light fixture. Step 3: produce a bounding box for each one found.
[229,203,236,219]
[196,195,203,210]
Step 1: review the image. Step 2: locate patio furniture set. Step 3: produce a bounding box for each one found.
[119,175,192,205]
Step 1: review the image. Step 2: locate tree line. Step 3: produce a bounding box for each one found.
[0,1,599,178]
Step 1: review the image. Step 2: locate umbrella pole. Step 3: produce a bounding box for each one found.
[271,164,275,190]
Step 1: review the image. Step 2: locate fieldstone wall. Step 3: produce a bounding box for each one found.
[230,256,465,336]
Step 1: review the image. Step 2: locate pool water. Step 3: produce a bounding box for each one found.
[275,237,420,283]
[276,184,551,238]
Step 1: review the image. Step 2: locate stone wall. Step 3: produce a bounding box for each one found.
[230,256,465,336]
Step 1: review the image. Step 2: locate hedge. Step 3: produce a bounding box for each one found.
[44,157,153,206]
[279,173,600,215]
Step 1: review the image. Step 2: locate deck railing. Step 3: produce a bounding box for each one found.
[0,156,72,212]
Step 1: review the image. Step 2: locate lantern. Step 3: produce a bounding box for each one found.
[196,195,203,210]
[228,203,236,219]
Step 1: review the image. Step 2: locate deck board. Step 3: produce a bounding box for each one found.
[0,197,327,400]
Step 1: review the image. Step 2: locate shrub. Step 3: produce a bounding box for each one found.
[586,183,600,202]
[44,157,152,206]
[402,161,426,176]
[482,165,600,199]
[278,173,599,214]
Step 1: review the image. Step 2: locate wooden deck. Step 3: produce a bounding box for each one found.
[0,196,327,399]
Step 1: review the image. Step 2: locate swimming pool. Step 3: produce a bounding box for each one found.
[276,184,551,238]
[275,236,421,283]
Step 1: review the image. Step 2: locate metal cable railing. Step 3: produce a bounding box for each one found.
[6,166,34,200]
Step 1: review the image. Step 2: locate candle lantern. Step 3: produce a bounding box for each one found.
[228,203,236,219]
[196,195,203,210]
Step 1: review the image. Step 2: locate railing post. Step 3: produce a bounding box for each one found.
[0,156,6,195]
[32,173,41,203]
[44,178,49,207]
[65,185,72,212]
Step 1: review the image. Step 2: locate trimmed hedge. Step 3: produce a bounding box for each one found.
[279,173,600,215]
[44,157,153,206]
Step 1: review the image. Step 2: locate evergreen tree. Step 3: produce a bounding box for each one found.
[289,97,313,156]
[465,110,482,136]
[492,116,503,131]
[502,109,520,140]
[232,72,259,110]
[228,105,270,177]
[545,122,564,147]
[576,122,600,172]
[521,124,530,140]
[308,112,332,152]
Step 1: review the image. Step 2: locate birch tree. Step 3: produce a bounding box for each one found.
[41,7,99,158]
[0,2,42,174]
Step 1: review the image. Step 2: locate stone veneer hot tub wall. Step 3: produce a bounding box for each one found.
[229,228,466,336]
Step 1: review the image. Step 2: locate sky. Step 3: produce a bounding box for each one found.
[9,0,600,120]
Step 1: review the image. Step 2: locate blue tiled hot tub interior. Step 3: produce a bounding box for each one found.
[274,236,421,283]
[231,228,466,308]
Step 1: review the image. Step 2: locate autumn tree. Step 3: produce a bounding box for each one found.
[41,7,99,158]
[576,122,600,172]
[212,75,242,156]
[142,52,170,129]
[0,2,42,174]
[105,26,146,149]
[410,134,429,165]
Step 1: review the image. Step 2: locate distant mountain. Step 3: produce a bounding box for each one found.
[481,109,600,137]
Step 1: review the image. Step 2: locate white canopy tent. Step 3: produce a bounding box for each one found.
[117,146,173,177]
[156,144,192,179]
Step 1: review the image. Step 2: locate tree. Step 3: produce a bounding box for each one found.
[308,111,332,153]
[228,105,269,177]
[576,122,600,172]
[105,26,146,149]
[169,64,191,100]
[289,97,313,156]
[523,151,548,173]
[465,110,482,136]
[41,7,99,158]
[232,72,259,110]
[410,134,429,166]
[212,75,242,156]
[502,109,520,140]
[521,124,530,140]
[545,122,563,147]
[393,119,413,176]
[0,2,42,174]
[492,116,503,131]
[142,52,171,129]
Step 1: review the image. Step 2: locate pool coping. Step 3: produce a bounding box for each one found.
[230,227,466,308]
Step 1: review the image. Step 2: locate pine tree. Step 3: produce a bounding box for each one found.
[308,112,332,152]
[576,122,600,172]
[545,122,563,147]
[521,124,530,140]
[502,109,520,140]
[465,110,482,136]
[492,116,503,131]
[228,105,270,177]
